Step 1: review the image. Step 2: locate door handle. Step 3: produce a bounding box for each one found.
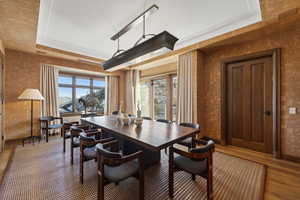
[265,111,272,116]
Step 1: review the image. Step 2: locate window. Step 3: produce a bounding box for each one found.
[140,82,151,117]
[153,79,167,120]
[172,76,177,121]
[139,75,177,121]
[58,74,106,115]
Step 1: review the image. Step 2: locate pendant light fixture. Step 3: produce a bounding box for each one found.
[103,4,178,70]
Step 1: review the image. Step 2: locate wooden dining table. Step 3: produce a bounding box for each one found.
[81,116,199,167]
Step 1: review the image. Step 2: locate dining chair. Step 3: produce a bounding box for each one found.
[79,132,115,184]
[40,116,64,142]
[142,116,152,120]
[169,140,215,199]
[62,121,79,153]
[70,124,97,165]
[96,140,144,200]
[177,123,200,149]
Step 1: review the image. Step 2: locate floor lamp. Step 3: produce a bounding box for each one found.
[18,89,44,145]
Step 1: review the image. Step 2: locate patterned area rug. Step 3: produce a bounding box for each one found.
[0,139,265,200]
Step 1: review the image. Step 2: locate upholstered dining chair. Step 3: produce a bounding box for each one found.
[96,140,144,200]
[79,132,115,184]
[142,116,152,120]
[177,123,200,149]
[169,140,215,199]
[40,116,64,142]
[62,121,79,153]
[70,124,96,165]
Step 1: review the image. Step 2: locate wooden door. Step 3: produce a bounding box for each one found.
[226,56,273,153]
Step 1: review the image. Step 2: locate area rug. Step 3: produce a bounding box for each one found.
[0,139,265,200]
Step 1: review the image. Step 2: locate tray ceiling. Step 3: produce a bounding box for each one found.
[37,0,262,60]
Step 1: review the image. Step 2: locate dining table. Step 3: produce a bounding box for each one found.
[81,116,199,167]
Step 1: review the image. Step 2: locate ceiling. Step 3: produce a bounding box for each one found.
[37,0,262,61]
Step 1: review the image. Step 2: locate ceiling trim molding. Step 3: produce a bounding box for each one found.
[127,9,300,69]
[36,44,105,63]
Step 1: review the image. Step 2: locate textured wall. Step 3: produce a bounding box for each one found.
[200,23,300,158]
[4,49,105,140]
[260,0,300,20]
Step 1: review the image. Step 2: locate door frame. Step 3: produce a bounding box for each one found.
[0,51,4,152]
[220,48,281,158]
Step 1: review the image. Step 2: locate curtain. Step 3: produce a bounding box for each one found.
[105,76,119,115]
[177,52,198,123]
[40,64,59,117]
[125,70,140,115]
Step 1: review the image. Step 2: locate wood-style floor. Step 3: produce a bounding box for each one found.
[216,145,300,200]
[0,139,299,200]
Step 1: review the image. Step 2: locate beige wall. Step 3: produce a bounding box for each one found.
[261,0,300,20]
[197,23,300,160]
[0,40,5,55]
[4,49,108,140]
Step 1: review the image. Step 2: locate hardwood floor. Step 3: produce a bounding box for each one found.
[0,140,299,199]
[216,145,300,200]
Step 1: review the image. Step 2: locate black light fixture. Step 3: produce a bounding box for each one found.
[103,5,178,70]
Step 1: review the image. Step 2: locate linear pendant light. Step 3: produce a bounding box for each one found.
[102,5,178,70]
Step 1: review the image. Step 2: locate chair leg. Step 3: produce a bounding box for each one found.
[60,128,63,137]
[192,174,196,181]
[63,136,66,153]
[80,156,84,184]
[71,144,74,165]
[169,149,174,198]
[46,129,49,143]
[97,172,104,200]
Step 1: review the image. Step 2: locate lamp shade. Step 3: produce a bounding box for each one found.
[18,89,45,101]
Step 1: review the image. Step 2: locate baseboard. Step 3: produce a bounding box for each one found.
[282,154,300,163]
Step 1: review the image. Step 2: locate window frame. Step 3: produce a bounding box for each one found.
[58,73,106,115]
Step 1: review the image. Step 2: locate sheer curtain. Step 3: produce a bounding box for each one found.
[177,52,198,123]
[105,76,119,115]
[40,64,59,117]
[125,70,140,115]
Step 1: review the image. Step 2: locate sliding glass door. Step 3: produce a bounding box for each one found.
[153,79,167,120]
[140,75,177,121]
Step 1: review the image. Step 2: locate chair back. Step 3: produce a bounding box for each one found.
[156,119,172,123]
[142,117,152,120]
[190,140,215,154]
[80,132,96,148]
[96,143,122,166]
[40,116,55,121]
[70,125,89,137]
[179,122,200,130]
[112,111,119,115]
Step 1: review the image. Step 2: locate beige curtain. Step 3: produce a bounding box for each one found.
[177,52,198,123]
[125,70,140,115]
[40,64,59,117]
[105,76,119,115]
